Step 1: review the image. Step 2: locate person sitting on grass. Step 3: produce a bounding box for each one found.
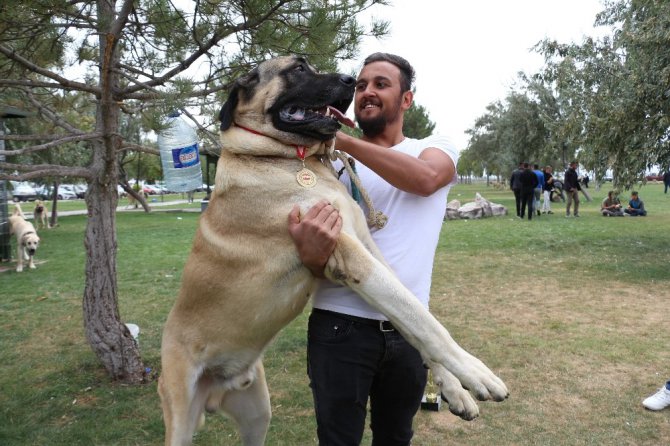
[601,190,624,217]
[624,191,647,216]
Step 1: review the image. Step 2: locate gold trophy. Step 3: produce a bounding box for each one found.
[420,369,441,411]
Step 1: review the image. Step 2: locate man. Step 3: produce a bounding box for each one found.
[510,162,524,217]
[663,170,670,194]
[563,161,581,217]
[519,163,539,220]
[541,165,554,214]
[532,164,545,216]
[624,191,647,216]
[288,53,458,445]
[601,190,624,216]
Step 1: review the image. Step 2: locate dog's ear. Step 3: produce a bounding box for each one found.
[219,85,239,131]
[219,68,260,131]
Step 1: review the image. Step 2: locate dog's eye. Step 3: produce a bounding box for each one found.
[295,65,305,72]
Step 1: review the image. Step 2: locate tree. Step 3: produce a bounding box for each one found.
[0,0,388,383]
[403,98,435,139]
[464,90,549,183]
[535,0,670,189]
[463,101,505,183]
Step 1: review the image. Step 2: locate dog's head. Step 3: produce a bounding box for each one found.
[219,56,354,146]
[22,232,40,256]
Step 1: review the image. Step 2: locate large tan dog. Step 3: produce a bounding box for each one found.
[8,203,40,273]
[159,56,508,446]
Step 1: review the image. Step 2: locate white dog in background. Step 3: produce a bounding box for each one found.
[8,203,40,272]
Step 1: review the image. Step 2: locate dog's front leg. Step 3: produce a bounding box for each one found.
[325,233,508,420]
[16,246,24,273]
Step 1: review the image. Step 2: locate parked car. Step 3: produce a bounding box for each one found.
[144,184,167,195]
[34,185,52,200]
[142,184,157,195]
[645,173,663,181]
[54,185,78,200]
[11,182,38,202]
[74,184,88,198]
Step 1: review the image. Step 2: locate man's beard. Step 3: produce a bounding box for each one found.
[356,115,386,137]
[355,97,404,138]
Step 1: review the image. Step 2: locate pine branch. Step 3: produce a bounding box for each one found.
[0,133,102,156]
[0,163,92,181]
[23,88,86,135]
[0,44,101,95]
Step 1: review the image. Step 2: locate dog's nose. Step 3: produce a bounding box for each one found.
[339,74,355,86]
[28,249,36,255]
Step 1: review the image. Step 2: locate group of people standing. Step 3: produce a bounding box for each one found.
[509,162,556,220]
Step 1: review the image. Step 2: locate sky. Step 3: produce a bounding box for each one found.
[339,0,609,150]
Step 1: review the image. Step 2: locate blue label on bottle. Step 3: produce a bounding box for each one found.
[171,143,200,168]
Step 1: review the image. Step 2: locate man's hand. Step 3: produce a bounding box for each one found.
[288,200,342,278]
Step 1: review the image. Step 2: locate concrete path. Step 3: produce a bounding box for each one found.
[22,199,202,218]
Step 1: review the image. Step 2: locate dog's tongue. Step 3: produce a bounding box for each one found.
[327,106,355,128]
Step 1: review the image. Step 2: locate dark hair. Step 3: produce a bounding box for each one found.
[363,52,415,93]
[631,191,638,196]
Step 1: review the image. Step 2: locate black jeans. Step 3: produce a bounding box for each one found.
[520,191,534,219]
[307,309,427,446]
[513,189,521,216]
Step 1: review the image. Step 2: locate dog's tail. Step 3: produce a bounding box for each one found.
[12,203,26,219]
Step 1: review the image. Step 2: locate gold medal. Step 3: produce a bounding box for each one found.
[296,168,317,188]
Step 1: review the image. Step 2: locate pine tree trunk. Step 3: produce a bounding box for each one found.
[82,1,145,383]
[82,176,145,383]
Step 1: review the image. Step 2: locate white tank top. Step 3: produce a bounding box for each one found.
[313,134,460,320]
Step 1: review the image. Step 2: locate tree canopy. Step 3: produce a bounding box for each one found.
[462,0,670,189]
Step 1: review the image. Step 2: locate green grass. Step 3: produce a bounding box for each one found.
[1,182,669,445]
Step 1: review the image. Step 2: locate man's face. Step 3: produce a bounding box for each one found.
[354,61,410,137]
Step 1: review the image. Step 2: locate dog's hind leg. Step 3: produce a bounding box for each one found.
[219,361,272,446]
[159,351,208,446]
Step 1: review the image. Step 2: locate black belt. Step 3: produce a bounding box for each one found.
[312,308,395,332]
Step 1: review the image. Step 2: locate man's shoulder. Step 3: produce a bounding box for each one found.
[403,134,460,161]
[413,134,457,151]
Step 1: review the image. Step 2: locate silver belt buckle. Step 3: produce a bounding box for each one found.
[379,320,394,332]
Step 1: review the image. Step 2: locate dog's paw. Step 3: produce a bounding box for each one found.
[432,364,480,420]
[456,352,509,403]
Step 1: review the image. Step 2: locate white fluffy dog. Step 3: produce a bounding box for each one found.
[8,204,40,272]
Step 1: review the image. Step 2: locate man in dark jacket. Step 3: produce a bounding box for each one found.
[663,170,670,194]
[564,161,581,217]
[519,162,539,220]
[509,162,524,217]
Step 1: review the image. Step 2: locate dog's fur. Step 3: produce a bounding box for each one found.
[33,200,49,230]
[159,56,508,446]
[8,204,40,273]
[125,189,146,209]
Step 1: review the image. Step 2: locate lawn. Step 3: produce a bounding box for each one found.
[1,182,669,445]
